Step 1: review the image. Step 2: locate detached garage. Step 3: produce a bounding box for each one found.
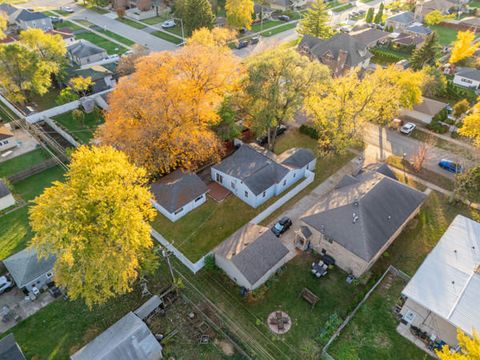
[400,97,447,125]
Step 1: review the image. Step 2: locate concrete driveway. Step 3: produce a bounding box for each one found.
[70,6,177,52]
[233,28,299,58]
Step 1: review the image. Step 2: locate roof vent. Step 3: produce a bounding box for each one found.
[353,213,359,224]
[320,225,325,234]
[353,200,359,207]
[387,215,392,220]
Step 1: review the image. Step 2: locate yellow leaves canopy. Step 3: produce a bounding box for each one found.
[225,0,254,30]
[437,329,480,359]
[449,31,479,64]
[0,11,6,40]
[97,43,241,175]
[29,146,156,308]
[458,99,480,147]
[187,27,236,47]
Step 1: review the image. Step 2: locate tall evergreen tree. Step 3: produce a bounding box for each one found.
[410,32,440,70]
[374,3,384,24]
[365,7,374,23]
[298,0,333,39]
[177,0,215,36]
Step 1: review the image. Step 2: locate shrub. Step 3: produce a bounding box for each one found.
[315,313,343,343]
[203,254,218,272]
[426,121,448,133]
[299,124,319,139]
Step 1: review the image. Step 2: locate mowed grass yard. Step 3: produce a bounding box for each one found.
[53,110,104,144]
[431,25,458,45]
[152,129,355,262]
[76,32,128,54]
[0,148,50,178]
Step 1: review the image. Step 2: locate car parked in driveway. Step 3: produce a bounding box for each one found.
[271,217,292,237]
[278,15,290,21]
[0,275,13,295]
[400,122,416,135]
[60,6,74,13]
[438,159,464,174]
[161,20,176,29]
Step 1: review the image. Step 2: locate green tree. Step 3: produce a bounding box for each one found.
[213,96,241,141]
[29,146,157,308]
[72,108,85,127]
[177,0,215,35]
[298,0,333,39]
[453,99,470,119]
[410,32,440,70]
[365,7,374,23]
[374,3,384,24]
[422,66,447,98]
[241,48,330,150]
[56,88,80,105]
[225,0,254,29]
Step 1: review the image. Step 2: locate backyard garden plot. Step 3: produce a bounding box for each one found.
[52,109,104,144]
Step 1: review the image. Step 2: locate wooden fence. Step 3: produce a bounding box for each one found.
[7,158,59,183]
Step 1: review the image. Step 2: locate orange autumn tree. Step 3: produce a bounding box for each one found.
[97,36,241,176]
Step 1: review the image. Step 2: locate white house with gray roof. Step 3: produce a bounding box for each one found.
[400,215,480,347]
[301,165,426,277]
[454,68,480,90]
[214,223,290,290]
[14,9,52,31]
[150,169,208,222]
[3,248,55,292]
[211,144,316,208]
[67,40,108,66]
[71,311,163,360]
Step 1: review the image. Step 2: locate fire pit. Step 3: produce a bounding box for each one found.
[267,311,291,334]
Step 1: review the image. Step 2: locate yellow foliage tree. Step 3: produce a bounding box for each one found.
[187,27,236,47]
[458,100,480,147]
[225,0,254,29]
[0,11,7,40]
[70,75,93,96]
[437,329,480,359]
[449,31,479,64]
[424,10,454,26]
[29,146,156,308]
[97,42,240,175]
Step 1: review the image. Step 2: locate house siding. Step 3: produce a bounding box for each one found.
[453,75,480,90]
[152,193,206,222]
[23,271,54,292]
[0,136,16,152]
[18,18,53,31]
[0,193,15,212]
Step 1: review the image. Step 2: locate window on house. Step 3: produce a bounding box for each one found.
[231,181,236,189]
[263,191,266,197]
[293,173,296,178]
[195,195,203,202]
[244,191,248,198]
[461,78,473,84]
[216,173,223,184]
[283,179,287,186]
[46,272,53,278]
[174,207,184,215]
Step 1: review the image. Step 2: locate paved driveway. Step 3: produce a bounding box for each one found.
[70,5,177,52]
[233,28,299,58]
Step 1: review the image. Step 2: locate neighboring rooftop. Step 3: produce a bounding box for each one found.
[150,169,208,213]
[68,40,105,58]
[0,179,12,198]
[402,215,480,337]
[392,32,425,46]
[0,125,14,141]
[3,248,56,288]
[0,334,26,360]
[0,3,18,16]
[351,28,390,47]
[406,23,432,35]
[277,147,315,169]
[387,11,415,24]
[215,223,290,285]
[302,170,426,262]
[456,68,480,81]
[300,33,372,68]
[411,97,447,116]
[15,9,49,22]
[213,144,290,196]
[71,312,163,360]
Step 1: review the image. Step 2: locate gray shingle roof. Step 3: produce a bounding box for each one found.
[134,295,162,320]
[351,29,390,47]
[71,312,163,360]
[300,33,372,68]
[363,163,397,180]
[0,3,18,16]
[277,147,315,169]
[456,68,480,82]
[3,248,55,288]
[0,179,11,198]
[406,24,432,35]
[215,224,289,285]
[68,40,106,58]
[213,144,290,195]
[412,97,447,116]
[387,11,415,24]
[150,169,207,213]
[15,9,49,22]
[0,334,26,360]
[302,171,426,262]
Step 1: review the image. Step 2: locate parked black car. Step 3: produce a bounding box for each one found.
[256,125,287,146]
[236,40,249,49]
[278,15,290,21]
[271,217,292,237]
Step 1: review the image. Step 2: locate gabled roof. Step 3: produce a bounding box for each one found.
[363,162,397,180]
[406,23,432,35]
[0,334,26,360]
[0,124,14,141]
[393,32,425,46]
[0,179,12,198]
[456,68,480,82]
[15,9,49,22]
[277,147,315,169]
[0,3,18,16]
[411,97,447,116]
[3,248,56,288]
[423,0,456,12]
[402,215,480,337]
[302,171,426,262]
[387,11,415,24]
[215,223,289,285]
[72,65,112,82]
[213,144,290,195]
[150,169,208,213]
[300,33,372,68]
[68,40,106,59]
[71,312,163,360]
[351,28,390,47]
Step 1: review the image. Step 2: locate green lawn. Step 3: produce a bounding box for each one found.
[431,25,458,45]
[14,166,65,201]
[332,3,354,12]
[251,20,282,32]
[53,110,104,144]
[57,20,83,32]
[142,15,168,25]
[151,30,183,44]
[29,87,61,111]
[468,0,480,8]
[0,207,31,261]
[0,149,51,178]
[328,274,430,360]
[116,17,147,29]
[262,23,298,37]
[76,32,128,54]
[94,27,135,46]
[0,101,17,122]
